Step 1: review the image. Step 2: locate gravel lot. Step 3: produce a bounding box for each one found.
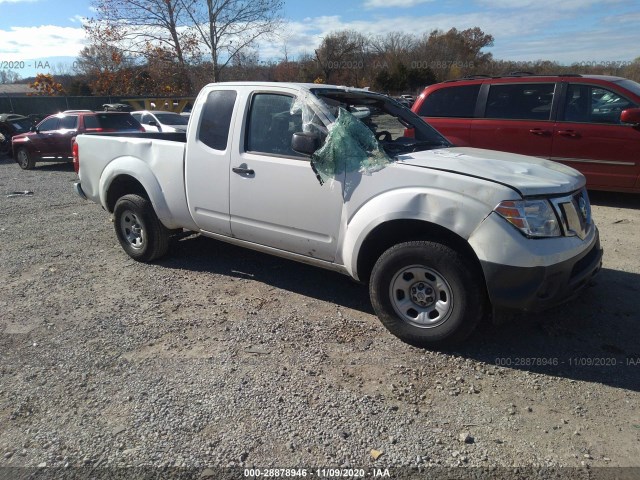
[0,153,639,479]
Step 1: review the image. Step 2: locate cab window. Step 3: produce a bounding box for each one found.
[246,93,303,157]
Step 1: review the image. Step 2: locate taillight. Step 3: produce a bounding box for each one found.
[72,141,79,174]
[84,128,104,133]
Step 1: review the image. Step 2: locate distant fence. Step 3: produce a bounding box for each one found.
[0,96,195,116]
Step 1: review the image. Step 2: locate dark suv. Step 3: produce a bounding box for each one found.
[11,111,144,170]
[0,113,33,157]
[413,74,640,193]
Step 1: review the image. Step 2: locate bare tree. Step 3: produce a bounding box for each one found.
[315,30,370,85]
[85,0,199,93]
[370,32,415,63]
[0,70,21,84]
[183,0,284,82]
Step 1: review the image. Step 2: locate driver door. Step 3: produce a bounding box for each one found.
[31,117,60,157]
[229,90,344,262]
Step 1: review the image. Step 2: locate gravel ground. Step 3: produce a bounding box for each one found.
[0,154,639,479]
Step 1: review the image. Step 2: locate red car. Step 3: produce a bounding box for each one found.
[11,110,144,170]
[412,74,640,193]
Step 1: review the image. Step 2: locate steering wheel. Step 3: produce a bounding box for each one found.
[376,131,392,142]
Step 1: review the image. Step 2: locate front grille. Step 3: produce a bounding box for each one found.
[550,188,592,239]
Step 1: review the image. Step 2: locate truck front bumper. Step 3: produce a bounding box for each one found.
[481,232,602,312]
[470,213,603,312]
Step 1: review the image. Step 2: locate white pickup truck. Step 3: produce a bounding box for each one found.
[74,82,603,347]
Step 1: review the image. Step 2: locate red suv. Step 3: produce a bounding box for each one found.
[412,74,640,193]
[11,110,144,170]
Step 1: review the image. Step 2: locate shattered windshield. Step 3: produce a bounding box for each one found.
[311,88,451,156]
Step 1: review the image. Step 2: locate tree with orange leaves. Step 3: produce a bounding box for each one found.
[28,73,66,96]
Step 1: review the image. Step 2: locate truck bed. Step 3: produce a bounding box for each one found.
[76,133,192,230]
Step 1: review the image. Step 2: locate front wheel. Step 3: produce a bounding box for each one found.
[113,194,170,262]
[16,147,35,170]
[369,241,486,347]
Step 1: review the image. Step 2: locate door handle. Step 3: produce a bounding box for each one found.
[232,166,255,176]
[557,130,580,138]
[529,128,551,136]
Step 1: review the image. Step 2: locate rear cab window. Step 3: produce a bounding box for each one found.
[198,90,237,151]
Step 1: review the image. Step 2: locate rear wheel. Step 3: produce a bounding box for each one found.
[113,194,170,262]
[369,241,486,347]
[16,148,35,170]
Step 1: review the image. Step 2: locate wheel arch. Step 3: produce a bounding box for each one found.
[105,174,149,212]
[99,157,180,229]
[355,219,485,286]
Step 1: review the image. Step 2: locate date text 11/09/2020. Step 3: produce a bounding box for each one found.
[495,357,640,367]
[244,468,391,477]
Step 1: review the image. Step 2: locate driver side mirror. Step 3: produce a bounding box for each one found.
[148,120,158,127]
[30,126,37,133]
[291,132,320,156]
[620,108,640,125]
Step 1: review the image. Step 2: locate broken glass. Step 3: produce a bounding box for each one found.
[310,107,391,184]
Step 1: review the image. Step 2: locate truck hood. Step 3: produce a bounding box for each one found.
[396,147,585,197]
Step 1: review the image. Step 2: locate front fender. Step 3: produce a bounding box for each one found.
[11,136,30,155]
[99,156,177,229]
[340,187,499,280]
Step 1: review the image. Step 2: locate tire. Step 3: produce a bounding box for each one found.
[16,147,35,170]
[369,241,486,348]
[113,194,170,262]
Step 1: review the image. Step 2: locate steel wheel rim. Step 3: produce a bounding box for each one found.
[119,209,145,250]
[389,264,454,328]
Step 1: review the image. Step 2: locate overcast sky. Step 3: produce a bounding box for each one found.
[1,0,639,78]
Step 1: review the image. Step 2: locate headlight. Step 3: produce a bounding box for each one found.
[494,199,561,237]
